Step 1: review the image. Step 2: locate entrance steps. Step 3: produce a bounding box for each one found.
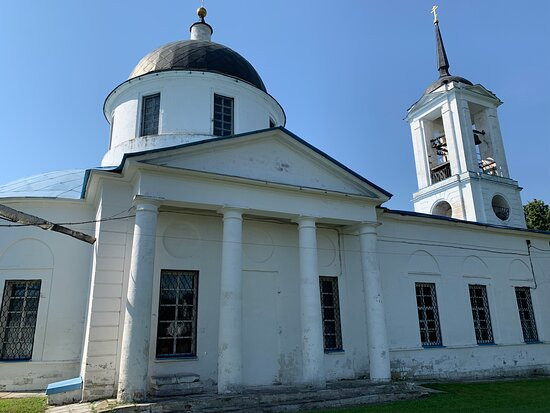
[143,379,432,412]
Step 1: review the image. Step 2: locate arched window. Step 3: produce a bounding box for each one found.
[432,201,452,217]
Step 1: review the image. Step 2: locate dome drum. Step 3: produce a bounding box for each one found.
[102,70,285,167]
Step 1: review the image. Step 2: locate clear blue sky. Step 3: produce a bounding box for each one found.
[0,1,548,210]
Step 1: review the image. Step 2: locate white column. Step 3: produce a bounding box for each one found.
[358,222,391,382]
[441,100,464,175]
[486,108,510,178]
[217,208,243,393]
[297,217,325,387]
[410,120,430,189]
[117,200,159,402]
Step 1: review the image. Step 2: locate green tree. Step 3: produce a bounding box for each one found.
[523,199,550,231]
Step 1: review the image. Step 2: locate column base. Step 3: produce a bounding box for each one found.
[117,388,148,403]
[217,384,243,395]
[369,377,392,384]
[302,380,327,389]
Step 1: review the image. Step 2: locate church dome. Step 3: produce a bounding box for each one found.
[129,40,267,93]
[425,75,472,94]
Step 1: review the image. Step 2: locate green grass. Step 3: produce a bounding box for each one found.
[315,379,550,413]
[0,397,47,413]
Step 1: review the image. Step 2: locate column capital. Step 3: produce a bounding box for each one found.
[218,207,243,220]
[440,100,452,114]
[347,221,381,236]
[132,196,162,212]
[292,216,318,228]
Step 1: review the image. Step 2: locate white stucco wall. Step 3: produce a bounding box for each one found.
[0,200,94,391]
[378,211,550,379]
[1,155,548,394]
[145,213,371,386]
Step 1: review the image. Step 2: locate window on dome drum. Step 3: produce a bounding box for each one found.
[515,287,539,343]
[468,284,494,344]
[415,282,442,347]
[0,280,41,361]
[156,270,199,358]
[213,94,234,137]
[269,118,276,128]
[319,276,342,351]
[140,93,160,137]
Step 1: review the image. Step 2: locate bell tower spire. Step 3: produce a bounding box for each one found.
[433,12,451,78]
[405,6,526,228]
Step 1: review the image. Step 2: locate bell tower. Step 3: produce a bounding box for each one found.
[406,8,526,228]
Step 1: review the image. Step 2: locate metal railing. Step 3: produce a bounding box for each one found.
[431,162,451,184]
[493,206,510,221]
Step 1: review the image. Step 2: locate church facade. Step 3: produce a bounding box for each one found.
[0,8,548,403]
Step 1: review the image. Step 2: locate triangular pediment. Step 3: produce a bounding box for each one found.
[130,128,390,200]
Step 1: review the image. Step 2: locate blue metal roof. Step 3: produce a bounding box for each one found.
[0,169,87,200]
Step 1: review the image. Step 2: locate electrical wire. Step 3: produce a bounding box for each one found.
[1,209,549,261]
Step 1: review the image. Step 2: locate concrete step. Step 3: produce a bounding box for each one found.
[151,381,432,412]
[89,381,433,412]
[149,374,203,397]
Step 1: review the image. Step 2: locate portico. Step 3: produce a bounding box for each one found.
[101,132,392,399]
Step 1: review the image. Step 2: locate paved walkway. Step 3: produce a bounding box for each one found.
[47,403,94,413]
[0,391,44,399]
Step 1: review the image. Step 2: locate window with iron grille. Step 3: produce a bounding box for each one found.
[156,270,199,358]
[515,287,539,343]
[0,280,41,361]
[213,94,234,136]
[319,276,343,351]
[140,93,160,136]
[468,284,494,344]
[415,282,442,347]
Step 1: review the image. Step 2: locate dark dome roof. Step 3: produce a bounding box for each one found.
[425,75,473,94]
[129,40,267,92]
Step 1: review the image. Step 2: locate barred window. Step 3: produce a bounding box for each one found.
[469,284,494,344]
[319,276,342,351]
[0,280,41,361]
[415,282,442,347]
[156,270,199,358]
[213,94,234,136]
[140,93,160,136]
[515,287,538,343]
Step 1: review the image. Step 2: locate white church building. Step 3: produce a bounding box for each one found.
[0,7,549,403]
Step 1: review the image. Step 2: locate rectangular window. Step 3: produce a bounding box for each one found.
[0,280,41,361]
[469,284,494,344]
[415,282,442,347]
[515,287,538,343]
[140,93,160,136]
[156,270,198,358]
[319,276,342,351]
[213,94,234,137]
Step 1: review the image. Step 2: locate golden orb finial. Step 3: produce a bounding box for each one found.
[197,6,207,20]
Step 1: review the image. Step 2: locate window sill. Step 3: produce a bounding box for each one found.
[523,341,541,345]
[324,349,345,354]
[477,342,497,346]
[421,345,445,349]
[155,356,198,362]
[0,358,32,363]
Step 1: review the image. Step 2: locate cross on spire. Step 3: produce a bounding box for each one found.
[431,5,438,24]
